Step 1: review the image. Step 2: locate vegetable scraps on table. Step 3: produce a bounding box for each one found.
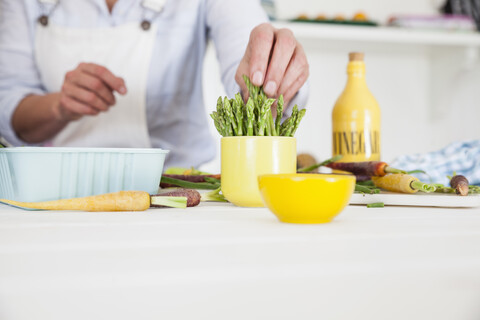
[367,202,384,208]
[297,157,443,195]
[160,168,227,202]
[429,173,480,195]
[210,75,306,137]
[355,182,380,194]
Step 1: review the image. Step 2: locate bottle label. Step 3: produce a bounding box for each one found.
[332,130,380,160]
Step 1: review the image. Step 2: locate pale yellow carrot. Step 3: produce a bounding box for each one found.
[372,174,437,194]
[0,191,151,212]
[372,174,419,194]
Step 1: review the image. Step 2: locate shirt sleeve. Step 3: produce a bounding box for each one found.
[0,1,44,146]
[205,0,309,111]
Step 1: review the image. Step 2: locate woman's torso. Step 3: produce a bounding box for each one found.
[29,0,214,168]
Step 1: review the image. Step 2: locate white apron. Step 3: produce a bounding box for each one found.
[34,1,163,148]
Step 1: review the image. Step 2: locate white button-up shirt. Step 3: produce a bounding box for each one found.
[0,0,307,168]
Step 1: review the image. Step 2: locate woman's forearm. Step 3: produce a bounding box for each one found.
[12,92,70,143]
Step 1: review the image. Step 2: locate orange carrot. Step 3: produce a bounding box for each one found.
[0,191,188,211]
[326,161,405,176]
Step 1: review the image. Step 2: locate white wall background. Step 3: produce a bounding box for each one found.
[200,0,480,173]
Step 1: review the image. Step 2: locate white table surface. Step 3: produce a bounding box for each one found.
[1,202,480,320]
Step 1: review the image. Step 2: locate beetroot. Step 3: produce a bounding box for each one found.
[450,175,469,196]
[151,189,201,207]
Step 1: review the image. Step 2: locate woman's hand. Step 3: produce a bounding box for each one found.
[54,62,127,121]
[12,63,127,143]
[235,23,309,106]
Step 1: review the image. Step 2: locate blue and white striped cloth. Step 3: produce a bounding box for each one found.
[390,140,480,186]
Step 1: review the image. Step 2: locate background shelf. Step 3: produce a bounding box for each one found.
[273,21,480,48]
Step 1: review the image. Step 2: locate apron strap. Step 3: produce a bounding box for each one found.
[36,0,166,31]
[140,0,166,30]
[141,0,167,12]
[37,0,59,26]
[38,0,59,4]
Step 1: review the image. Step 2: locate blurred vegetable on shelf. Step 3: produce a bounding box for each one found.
[296,14,309,21]
[352,12,369,22]
[291,14,377,26]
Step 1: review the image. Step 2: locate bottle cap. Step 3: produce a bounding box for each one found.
[349,52,364,61]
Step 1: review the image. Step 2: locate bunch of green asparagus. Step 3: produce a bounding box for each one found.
[210,75,306,137]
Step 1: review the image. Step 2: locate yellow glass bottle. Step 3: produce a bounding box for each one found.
[332,52,381,162]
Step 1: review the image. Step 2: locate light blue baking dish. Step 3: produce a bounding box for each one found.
[0,147,169,202]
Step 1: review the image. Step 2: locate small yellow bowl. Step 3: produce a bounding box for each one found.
[258,173,356,224]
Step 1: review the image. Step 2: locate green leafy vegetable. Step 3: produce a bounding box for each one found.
[355,184,380,194]
[469,185,480,194]
[410,180,436,193]
[204,177,221,185]
[356,180,375,187]
[201,187,228,202]
[150,196,188,208]
[210,75,306,137]
[160,176,220,190]
[297,155,343,173]
[164,167,212,175]
[406,169,427,175]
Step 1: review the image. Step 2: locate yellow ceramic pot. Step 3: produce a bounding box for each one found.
[221,136,296,207]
